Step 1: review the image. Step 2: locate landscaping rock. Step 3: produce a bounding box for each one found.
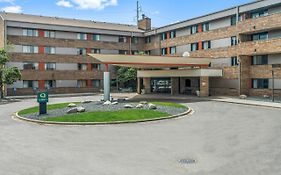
[136,104,144,108]
[81,100,92,103]
[67,103,77,108]
[239,95,247,99]
[77,107,86,113]
[140,101,148,105]
[67,108,78,114]
[103,100,112,105]
[111,101,118,105]
[148,103,157,110]
[124,104,134,108]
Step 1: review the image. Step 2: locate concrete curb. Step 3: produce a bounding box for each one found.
[13,108,193,126]
[212,99,281,109]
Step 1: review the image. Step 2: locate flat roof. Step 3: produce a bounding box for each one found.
[89,54,211,69]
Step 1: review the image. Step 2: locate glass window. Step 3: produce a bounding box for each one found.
[23,62,38,70]
[231,16,237,26]
[23,28,38,37]
[45,80,56,89]
[93,34,100,41]
[22,46,38,53]
[202,23,210,32]
[119,50,128,55]
[77,80,87,88]
[91,49,101,54]
[145,36,151,43]
[77,48,87,55]
[252,32,268,41]
[170,47,176,54]
[191,43,198,51]
[161,33,167,40]
[44,47,56,54]
[45,63,56,70]
[231,57,238,66]
[170,31,176,39]
[77,33,87,40]
[161,48,167,55]
[92,64,101,70]
[92,80,101,88]
[252,79,269,89]
[191,25,198,34]
[202,41,211,50]
[231,36,237,46]
[252,55,268,65]
[118,36,127,43]
[23,80,38,88]
[78,63,87,70]
[145,50,151,55]
[44,30,55,38]
[251,10,268,19]
[132,37,139,44]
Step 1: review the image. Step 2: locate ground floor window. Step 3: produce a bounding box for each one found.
[231,57,238,66]
[252,79,269,89]
[45,80,56,89]
[185,79,191,87]
[92,80,101,88]
[23,80,38,89]
[151,78,171,93]
[77,80,87,88]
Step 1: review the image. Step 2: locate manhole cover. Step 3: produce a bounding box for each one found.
[178,158,196,164]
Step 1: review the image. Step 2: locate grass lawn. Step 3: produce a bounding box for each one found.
[18,102,80,115]
[43,109,170,122]
[151,101,187,109]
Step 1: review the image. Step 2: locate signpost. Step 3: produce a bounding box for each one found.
[37,92,48,115]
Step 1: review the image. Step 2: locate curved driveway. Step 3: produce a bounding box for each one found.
[0,95,281,175]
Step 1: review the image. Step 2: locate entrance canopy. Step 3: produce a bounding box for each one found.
[88,54,211,68]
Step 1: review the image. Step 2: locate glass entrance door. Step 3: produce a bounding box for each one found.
[151,78,171,93]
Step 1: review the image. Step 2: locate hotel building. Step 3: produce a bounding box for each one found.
[1,0,281,98]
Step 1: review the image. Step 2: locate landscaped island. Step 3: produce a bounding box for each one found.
[17,101,188,124]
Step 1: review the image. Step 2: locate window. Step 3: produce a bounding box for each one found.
[161,33,167,40]
[202,41,211,50]
[118,36,127,43]
[170,47,176,55]
[44,30,55,38]
[45,63,56,70]
[78,63,87,70]
[145,50,151,55]
[231,57,238,66]
[252,32,268,41]
[170,31,176,39]
[77,33,87,40]
[93,34,100,41]
[231,16,237,26]
[45,80,56,89]
[191,25,198,34]
[77,48,87,55]
[92,64,101,70]
[252,55,268,65]
[92,80,101,88]
[119,50,128,55]
[252,79,269,89]
[202,23,210,32]
[22,46,38,53]
[44,47,56,54]
[77,80,87,88]
[251,10,268,19]
[145,36,151,43]
[91,49,101,54]
[23,80,38,88]
[185,79,191,87]
[191,43,199,51]
[132,37,139,44]
[161,48,167,55]
[23,29,38,37]
[23,62,38,70]
[231,36,237,46]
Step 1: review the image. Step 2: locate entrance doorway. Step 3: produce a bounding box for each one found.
[151,78,171,93]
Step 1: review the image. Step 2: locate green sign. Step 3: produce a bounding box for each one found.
[37,92,48,103]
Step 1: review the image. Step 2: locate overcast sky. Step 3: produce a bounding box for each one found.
[0,0,254,27]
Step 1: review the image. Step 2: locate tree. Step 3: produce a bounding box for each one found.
[0,48,21,98]
[117,66,137,90]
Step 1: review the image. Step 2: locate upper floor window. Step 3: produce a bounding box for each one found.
[92,64,101,70]
[45,63,56,70]
[132,37,139,44]
[93,34,100,41]
[170,47,176,54]
[202,23,210,32]
[44,47,56,54]
[252,32,268,41]
[252,55,268,65]
[44,30,55,38]
[77,33,87,40]
[231,36,238,46]
[23,29,38,37]
[202,41,211,50]
[23,62,38,70]
[78,63,87,70]
[252,79,269,89]
[251,9,268,19]
[145,36,151,43]
[161,48,167,55]
[91,48,101,54]
[231,16,237,26]
[190,25,198,34]
[161,33,167,40]
[170,31,176,39]
[118,36,127,43]
[191,43,199,51]
[77,48,87,55]
[23,45,38,53]
[231,57,238,66]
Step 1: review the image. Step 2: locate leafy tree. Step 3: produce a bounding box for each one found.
[117,66,137,90]
[0,48,21,98]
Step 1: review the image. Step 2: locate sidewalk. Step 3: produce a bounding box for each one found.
[212,97,281,109]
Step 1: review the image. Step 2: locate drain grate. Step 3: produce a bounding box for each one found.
[178,158,196,164]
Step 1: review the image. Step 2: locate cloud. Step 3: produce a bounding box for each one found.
[56,0,73,8]
[56,0,117,10]
[0,0,14,3]
[1,5,22,13]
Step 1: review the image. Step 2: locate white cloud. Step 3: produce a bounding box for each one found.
[56,0,117,10]
[0,0,14,3]
[56,0,73,8]
[1,5,22,13]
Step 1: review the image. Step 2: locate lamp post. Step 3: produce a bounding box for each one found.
[272,69,274,102]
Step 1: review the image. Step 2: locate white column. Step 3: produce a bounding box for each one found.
[103,71,110,101]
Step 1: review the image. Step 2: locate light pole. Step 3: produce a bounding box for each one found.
[272,69,274,102]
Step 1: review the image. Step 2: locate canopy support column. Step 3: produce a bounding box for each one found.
[103,64,111,101]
